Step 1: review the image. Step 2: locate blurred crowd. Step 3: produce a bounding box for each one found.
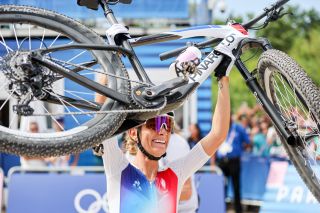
[185,102,287,161]
[232,103,287,159]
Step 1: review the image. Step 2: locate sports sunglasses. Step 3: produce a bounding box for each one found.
[145,115,174,133]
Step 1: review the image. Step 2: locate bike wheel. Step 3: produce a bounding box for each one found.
[0,5,130,157]
[258,49,320,200]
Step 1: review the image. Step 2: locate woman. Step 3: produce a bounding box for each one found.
[101,76,230,213]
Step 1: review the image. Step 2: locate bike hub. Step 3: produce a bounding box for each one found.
[0,51,55,115]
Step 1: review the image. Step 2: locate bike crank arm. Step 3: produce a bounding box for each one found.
[142,77,189,100]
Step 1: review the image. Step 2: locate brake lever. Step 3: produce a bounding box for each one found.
[250,7,290,30]
[268,6,292,22]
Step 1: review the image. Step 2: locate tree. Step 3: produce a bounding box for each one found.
[256,6,320,51]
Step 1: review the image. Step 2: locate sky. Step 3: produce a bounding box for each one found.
[214,0,320,19]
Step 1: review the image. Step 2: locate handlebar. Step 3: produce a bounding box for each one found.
[242,0,290,29]
[159,0,290,61]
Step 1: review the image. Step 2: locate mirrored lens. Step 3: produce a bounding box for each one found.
[145,116,173,133]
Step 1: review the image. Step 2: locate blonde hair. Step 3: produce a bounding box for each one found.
[123,132,138,155]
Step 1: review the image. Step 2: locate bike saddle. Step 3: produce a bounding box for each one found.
[77,0,132,10]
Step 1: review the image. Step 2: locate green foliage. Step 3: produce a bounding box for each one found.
[211,6,320,109]
[256,6,320,51]
[288,27,320,86]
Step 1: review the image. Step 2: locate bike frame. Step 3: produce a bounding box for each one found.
[31,0,295,144]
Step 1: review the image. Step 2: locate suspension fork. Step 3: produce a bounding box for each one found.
[234,58,297,146]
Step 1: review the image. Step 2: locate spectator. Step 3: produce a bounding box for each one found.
[266,126,287,159]
[20,121,47,169]
[187,123,202,149]
[252,121,270,157]
[214,115,250,213]
[237,114,251,135]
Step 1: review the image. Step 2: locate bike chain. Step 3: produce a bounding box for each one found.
[31,98,167,116]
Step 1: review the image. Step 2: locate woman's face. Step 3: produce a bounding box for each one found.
[138,124,171,158]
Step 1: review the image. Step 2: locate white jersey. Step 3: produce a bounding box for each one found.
[160,134,199,213]
[102,137,209,213]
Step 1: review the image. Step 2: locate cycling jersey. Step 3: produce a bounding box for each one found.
[102,137,209,213]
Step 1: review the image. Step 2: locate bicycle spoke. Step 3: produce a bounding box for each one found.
[0,89,15,111]
[274,74,311,131]
[40,28,46,49]
[45,89,93,118]
[38,101,65,131]
[64,50,88,67]
[272,71,320,171]
[51,57,150,86]
[273,74,309,124]
[274,74,315,138]
[64,90,98,107]
[53,87,98,108]
[272,77,292,119]
[0,30,13,52]
[47,92,80,125]
[79,72,95,76]
[12,25,20,49]
[278,74,309,116]
[28,24,31,50]
[44,89,80,125]
[49,33,61,48]
[64,90,95,96]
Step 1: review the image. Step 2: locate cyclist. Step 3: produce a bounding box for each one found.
[100,46,230,213]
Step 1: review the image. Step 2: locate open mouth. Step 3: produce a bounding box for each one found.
[152,139,166,147]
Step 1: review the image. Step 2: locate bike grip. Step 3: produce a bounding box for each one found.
[159,46,188,61]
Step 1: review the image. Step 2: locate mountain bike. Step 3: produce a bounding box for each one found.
[0,0,320,200]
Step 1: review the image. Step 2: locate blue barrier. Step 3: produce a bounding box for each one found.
[7,172,107,213]
[0,154,20,176]
[227,154,271,202]
[260,162,319,212]
[195,173,225,213]
[7,169,225,213]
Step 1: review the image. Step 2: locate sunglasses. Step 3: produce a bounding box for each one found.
[145,115,174,133]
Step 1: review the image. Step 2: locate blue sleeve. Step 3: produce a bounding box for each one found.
[238,125,250,144]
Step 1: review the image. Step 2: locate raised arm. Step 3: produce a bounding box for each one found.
[102,136,128,176]
[200,77,230,156]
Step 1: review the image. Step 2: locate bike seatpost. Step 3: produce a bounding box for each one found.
[99,0,154,85]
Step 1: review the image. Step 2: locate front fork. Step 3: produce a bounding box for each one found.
[234,44,297,146]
